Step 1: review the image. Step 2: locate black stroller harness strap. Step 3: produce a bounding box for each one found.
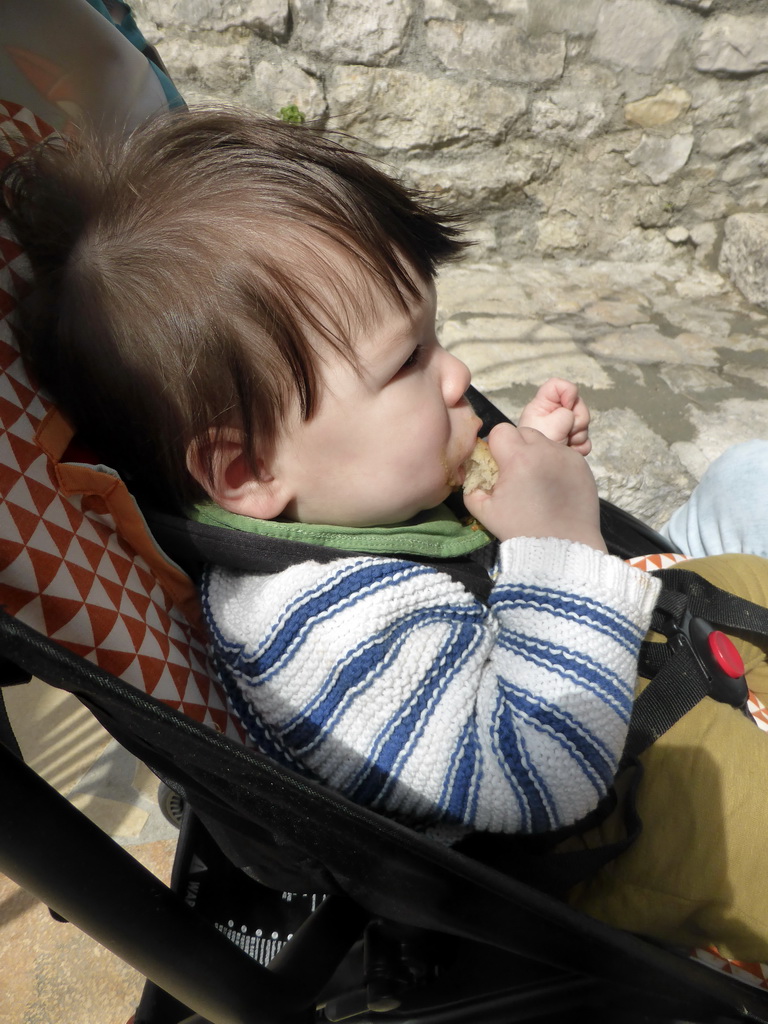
[627,567,768,762]
[144,508,496,601]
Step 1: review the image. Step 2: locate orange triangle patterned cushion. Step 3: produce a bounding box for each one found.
[0,100,242,740]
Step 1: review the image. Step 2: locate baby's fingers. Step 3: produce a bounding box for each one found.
[570,438,592,456]
[569,428,592,456]
[536,377,579,410]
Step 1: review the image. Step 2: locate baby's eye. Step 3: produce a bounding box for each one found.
[399,344,424,373]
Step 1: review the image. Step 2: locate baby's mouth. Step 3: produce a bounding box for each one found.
[446,423,484,490]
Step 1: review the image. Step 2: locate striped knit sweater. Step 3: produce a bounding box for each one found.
[202,536,660,834]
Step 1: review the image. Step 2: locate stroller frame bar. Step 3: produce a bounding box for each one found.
[0,740,321,1024]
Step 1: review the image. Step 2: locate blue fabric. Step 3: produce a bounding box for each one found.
[85,0,185,110]
[661,440,768,559]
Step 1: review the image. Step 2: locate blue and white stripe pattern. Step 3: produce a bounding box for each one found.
[202,536,660,834]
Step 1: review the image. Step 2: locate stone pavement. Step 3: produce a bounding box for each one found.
[437,257,768,532]
[1,681,177,1024]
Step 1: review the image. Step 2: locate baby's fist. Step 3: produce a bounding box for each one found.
[518,378,591,455]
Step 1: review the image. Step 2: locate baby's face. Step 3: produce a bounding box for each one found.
[268,271,482,527]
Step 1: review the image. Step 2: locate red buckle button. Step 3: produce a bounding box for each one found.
[707,631,744,679]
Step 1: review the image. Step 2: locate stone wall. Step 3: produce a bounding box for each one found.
[132,0,768,283]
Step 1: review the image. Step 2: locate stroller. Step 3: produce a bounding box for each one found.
[4,10,768,1024]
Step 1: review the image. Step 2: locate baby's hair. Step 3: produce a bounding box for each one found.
[2,106,468,508]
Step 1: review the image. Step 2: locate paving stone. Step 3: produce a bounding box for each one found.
[445,338,613,392]
[659,364,727,394]
[719,332,768,353]
[723,363,768,390]
[532,324,573,342]
[682,398,768,469]
[672,266,729,299]
[652,302,731,342]
[434,256,768,524]
[587,325,718,366]
[587,408,695,528]
[441,317,544,344]
[0,841,175,1024]
[69,793,150,839]
[583,300,651,327]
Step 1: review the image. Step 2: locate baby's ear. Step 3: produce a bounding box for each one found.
[186,428,289,520]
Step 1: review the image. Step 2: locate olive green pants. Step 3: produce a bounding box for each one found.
[568,554,768,961]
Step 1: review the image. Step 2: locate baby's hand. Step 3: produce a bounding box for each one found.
[518,378,591,455]
[464,422,606,551]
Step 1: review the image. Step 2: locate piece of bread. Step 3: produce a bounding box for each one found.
[462,438,499,494]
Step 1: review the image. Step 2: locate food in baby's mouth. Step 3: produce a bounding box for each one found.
[462,438,499,494]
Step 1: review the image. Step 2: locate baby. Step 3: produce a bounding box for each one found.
[7,107,768,962]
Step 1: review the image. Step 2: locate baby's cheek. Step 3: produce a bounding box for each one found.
[442,441,467,491]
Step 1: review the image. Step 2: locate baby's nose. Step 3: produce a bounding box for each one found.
[442,349,471,405]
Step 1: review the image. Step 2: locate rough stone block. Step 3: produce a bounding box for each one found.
[695,14,768,76]
[534,214,584,253]
[720,151,767,186]
[666,226,690,245]
[526,0,603,36]
[666,0,713,11]
[699,128,753,160]
[747,85,768,141]
[592,0,682,72]
[626,132,694,185]
[719,213,768,309]
[486,0,529,12]
[423,0,458,18]
[531,87,607,139]
[328,67,527,151]
[132,0,289,37]
[242,61,327,121]
[426,19,565,83]
[424,0,530,17]
[292,0,412,66]
[154,36,251,99]
[689,221,718,259]
[624,85,691,128]
[405,146,545,203]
